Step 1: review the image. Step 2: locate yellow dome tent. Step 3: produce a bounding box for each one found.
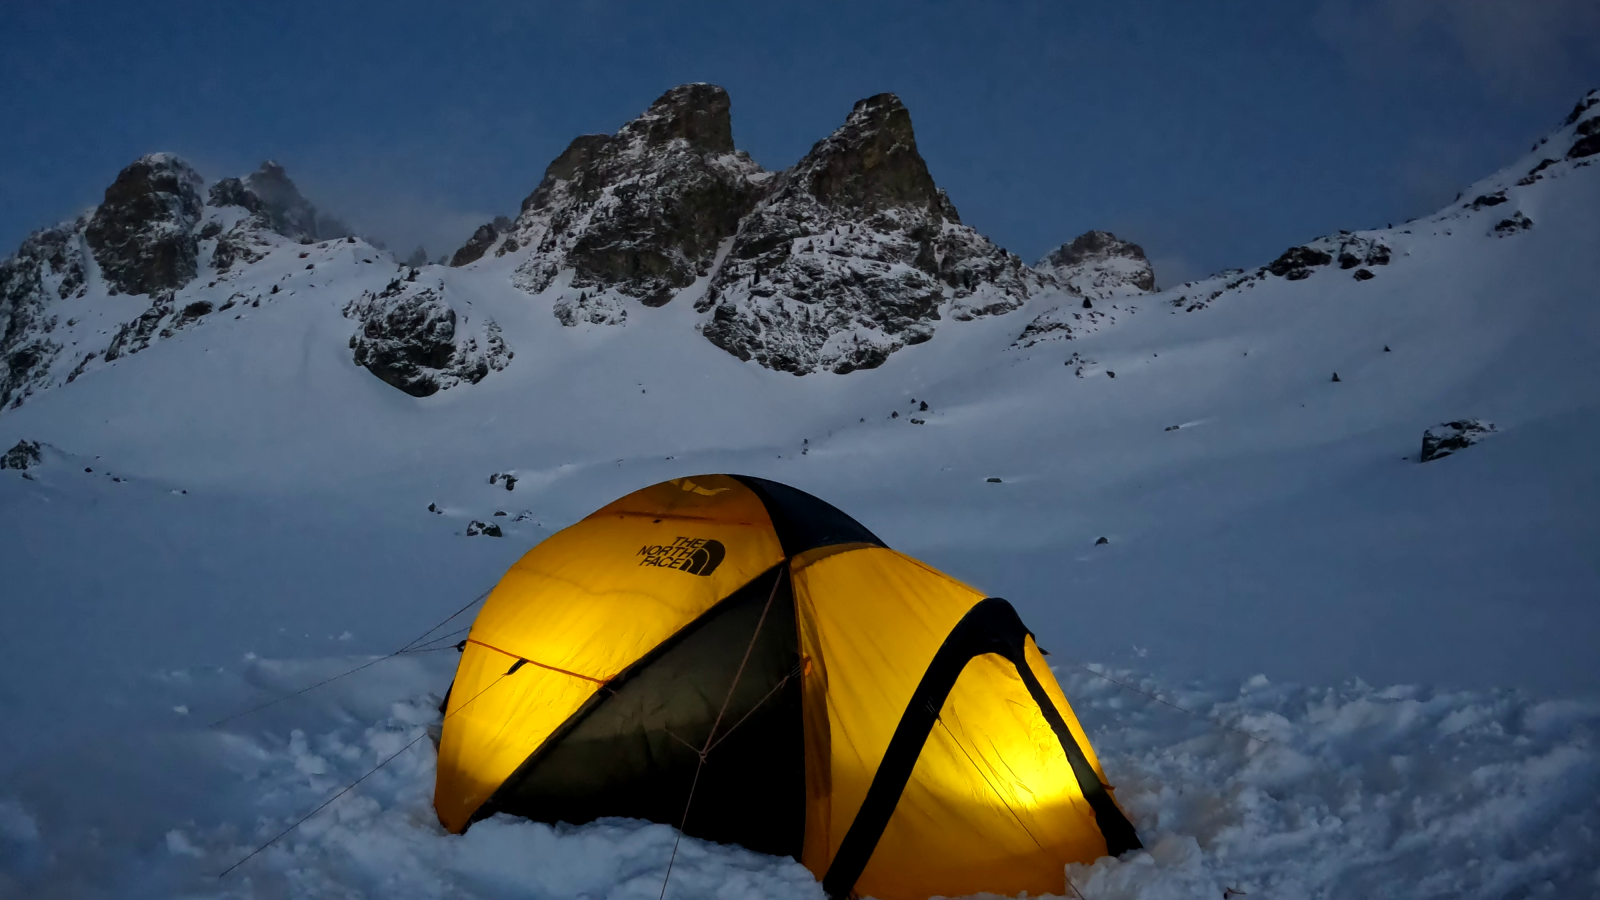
[434,475,1139,900]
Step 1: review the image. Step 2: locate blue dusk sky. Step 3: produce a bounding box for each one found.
[2,0,1596,284]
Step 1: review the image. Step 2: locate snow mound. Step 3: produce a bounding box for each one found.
[9,656,1594,899]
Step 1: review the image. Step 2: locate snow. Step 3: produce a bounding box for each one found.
[2,103,1599,898]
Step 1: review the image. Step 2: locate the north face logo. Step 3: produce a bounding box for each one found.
[638,537,726,576]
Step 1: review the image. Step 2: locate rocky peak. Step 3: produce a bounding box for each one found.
[1036,231,1156,299]
[495,84,766,307]
[521,134,614,215]
[695,93,1038,374]
[790,93,944,216]
[617,82,735,155]
[84,153,205,297]
[208,160,346,243]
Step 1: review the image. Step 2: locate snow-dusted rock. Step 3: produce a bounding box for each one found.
[0,155,369,409]
[1492,212,1534,237]
[552,289,626,327]
[344,276,509,397]
[0,439,41,470]
[1267,233,1390,281]
[1036,230,1156,300]
[207,160,349,245]
[448,216,511,267]
[1420,419,1497,462]
[84,154,206,297]
[0,219,88,408]
[697,93,1041,374]
[1015,231,1155,348]
[499,84,767,309]
[1565,88,1600,159]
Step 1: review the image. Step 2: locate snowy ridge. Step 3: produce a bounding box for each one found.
[1,88,1599,899]
[0,155,375,410]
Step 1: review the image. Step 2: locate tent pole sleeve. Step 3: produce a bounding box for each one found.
[819,597,1140,899]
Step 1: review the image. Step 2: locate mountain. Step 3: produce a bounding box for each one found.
[693,93,1041,374]
[446,86,1043,373]
[0,155,355,409]
[1,85,1598,900]
[1014,230,1157,349]
[1035,231,1156,300]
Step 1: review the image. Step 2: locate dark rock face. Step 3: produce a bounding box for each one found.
[1564,90,1599,126]
[84,154,205,296]
[1,220,86,407]
[1466,191,1508,211]
[1420,419,1497,462]
[508,84,766,307]
[103,297,176,361]
[1336,237,1390,269]
[1267,246,1334,280]
[697,93,1039,374]
[451,222,501,267]
[1268,234,1389,282]
[1036,231,1156,297]
[0,439,42,470]
[1493,212,1533,236]
[344,278,509,397]
[1568,134,1600,159]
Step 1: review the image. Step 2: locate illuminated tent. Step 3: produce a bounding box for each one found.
[434,475,1139,900]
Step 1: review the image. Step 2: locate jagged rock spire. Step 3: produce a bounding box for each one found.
[695,92,1037,374]
[459,84,764,311]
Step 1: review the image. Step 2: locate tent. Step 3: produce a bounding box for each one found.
[434,475,1139,900]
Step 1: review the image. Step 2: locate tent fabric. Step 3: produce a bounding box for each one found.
[434,475,1139,900]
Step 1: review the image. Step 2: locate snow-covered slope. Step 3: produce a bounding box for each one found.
[1,88,1598,899]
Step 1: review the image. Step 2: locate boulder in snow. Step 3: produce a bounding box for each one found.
[1492,213,1533,237]
[1,439,42,470]
[1420,419,1497,462]
[344,279,510,397]
[1266,246,1334,281]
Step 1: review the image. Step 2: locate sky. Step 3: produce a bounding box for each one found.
[2,0,1596,286]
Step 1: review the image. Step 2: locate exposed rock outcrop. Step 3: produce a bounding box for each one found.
[1493,212,1534,236]
[84,154,205,297]
[1268,234,1389,281]
[0,439,42,470]
[1035,231,1156,299]
[1566,89,1600,159]
[343,277,510,397]
[696,93,1040,374]
[1,220,86,407]
[503,84,767,309]
[449,217,512,267]
[1420,419,1497,462]
[1014,231,1155,349]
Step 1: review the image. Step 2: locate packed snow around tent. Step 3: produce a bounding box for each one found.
[2,87,1599,898]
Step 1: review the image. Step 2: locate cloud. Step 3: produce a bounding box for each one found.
[1315,0,1600,97]
[1148,255,1203,292]
[1386,132,1489,218]
[290,166,501,264]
